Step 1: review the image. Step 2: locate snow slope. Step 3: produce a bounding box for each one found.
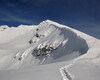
[0,20,100,80]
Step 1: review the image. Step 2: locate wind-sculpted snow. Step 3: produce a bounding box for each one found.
[0,20,89,70]
[33,21,89,63]
[0,20,100,80]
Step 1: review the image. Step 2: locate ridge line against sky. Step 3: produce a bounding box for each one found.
[0,0,100,39]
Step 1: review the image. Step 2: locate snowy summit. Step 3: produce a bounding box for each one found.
[0,20,100,80]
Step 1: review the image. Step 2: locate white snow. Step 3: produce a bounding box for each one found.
[0,20,100,80]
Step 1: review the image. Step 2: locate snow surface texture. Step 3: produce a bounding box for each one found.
[0,20,100,80]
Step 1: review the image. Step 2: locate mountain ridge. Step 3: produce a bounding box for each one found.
[0,20,100,80]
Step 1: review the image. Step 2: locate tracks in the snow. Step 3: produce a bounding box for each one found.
[60,62,74,80]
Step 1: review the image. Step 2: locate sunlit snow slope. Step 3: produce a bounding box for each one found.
[0,20,89,70]
[0,20,100,80]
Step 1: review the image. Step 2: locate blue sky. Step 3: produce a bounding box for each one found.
[0,0,100,39]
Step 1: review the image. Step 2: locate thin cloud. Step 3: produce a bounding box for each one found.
[8,15,33,24]
[0,10,33,24]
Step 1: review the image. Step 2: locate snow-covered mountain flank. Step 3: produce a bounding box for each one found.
[0,20,100,80]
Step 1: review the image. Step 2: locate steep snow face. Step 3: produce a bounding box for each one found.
[0,20,88,69]
[35,21,89,63]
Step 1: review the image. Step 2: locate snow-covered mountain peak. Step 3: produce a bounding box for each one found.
[0,20,100,80]
[0,20,91,70]
[39,20,67,28]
